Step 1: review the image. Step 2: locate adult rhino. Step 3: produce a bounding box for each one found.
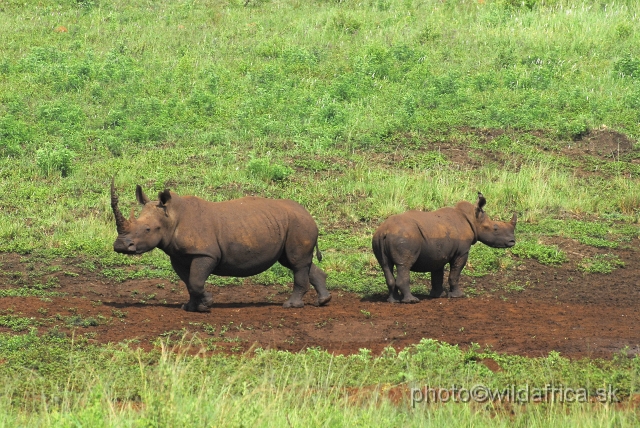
[372,193,516,303]
[110,181,331,312]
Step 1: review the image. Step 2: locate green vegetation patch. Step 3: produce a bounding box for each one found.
[510,239,568,265]
[0,333,639,425]
[578,254,625,274]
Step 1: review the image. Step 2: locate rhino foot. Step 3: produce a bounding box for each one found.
[182,293,214,312]
[316,294,332,306]
[387,296,400,303]
[401,295,420,304]
[429,289,448,298]
[448,288,465,298]
[283,299,304,309]
[182,302,211,312]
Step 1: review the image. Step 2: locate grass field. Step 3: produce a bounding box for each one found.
[2,0,640,424]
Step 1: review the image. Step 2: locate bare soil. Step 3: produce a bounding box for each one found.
[1,235,639,360]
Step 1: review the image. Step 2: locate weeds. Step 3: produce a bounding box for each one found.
[578,254,625,274]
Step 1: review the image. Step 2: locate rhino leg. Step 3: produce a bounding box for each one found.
[429,268,447,298]
[395,264,419,303]
[172,256,216,312]
[309,263,331,306]
[283,266,311,308]
[380,262,401,303]
[448,253,468,298]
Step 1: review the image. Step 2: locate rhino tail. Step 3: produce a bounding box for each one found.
[377,234,395,287]
[315,241,323,262]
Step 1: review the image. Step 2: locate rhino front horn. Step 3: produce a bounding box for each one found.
[111,178,129,234]
[511,212,518,226]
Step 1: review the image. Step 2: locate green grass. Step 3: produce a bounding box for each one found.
[578,254,626,274]
[3,0,640,422]
[1,333,640,426]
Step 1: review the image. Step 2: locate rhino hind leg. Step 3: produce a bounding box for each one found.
[309,263,331,306]
[283,266,311,308]
[395,265,419,303]
[380,262,401,303]
[429,269,447,298]
[182,292,214,312]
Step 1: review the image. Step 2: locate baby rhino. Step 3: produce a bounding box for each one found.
[372,193,516,303]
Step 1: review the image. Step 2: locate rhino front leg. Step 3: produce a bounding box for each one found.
[309,263,331,306]
[448,253,469,298]
[429,268,447,298]
[283,266,311,308]
[172,256,216,312]
[395,264,419,303]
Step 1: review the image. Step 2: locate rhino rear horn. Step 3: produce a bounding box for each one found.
[511,212,518,226]
[111,178,129,234]
[136,185,151,205]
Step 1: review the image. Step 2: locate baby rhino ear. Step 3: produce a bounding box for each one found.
[475,192,487,218]
[158,189,172,206]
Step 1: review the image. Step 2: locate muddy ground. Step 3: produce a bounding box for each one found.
[2,129,639,360]
[1,236,639,360]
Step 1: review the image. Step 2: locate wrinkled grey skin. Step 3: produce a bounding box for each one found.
[111,181,331,312]
[372,193,517,303]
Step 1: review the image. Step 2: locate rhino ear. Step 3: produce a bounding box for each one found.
[136,185,151,205]
[476,192,487,217]
[158,189,172,206]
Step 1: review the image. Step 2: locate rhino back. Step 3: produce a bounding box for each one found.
[168,197,315,275]
[394,208,475,271]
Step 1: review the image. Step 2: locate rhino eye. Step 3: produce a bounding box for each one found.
[145,227,151,233]
[493,224,498,231]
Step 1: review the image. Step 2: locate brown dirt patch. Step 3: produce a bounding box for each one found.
[564,128,637,161]
[1,239,640,359]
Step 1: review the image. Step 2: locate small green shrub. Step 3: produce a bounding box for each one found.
[615,23,633,40]
[331,12,362,34]
[557,118,589,140]
[246,157,292,182]
[578,254,625,274]
[510,240,567,265]
[614,54,640,79]
[103,135,123,157]
[35,144,75,177]
[0,114,29,156]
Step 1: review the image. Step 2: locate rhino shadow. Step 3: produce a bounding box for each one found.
[359,293,434,303]
[102,301,282,310]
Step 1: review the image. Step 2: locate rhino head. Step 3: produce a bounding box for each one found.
[111,179,173,255]
[473,192,517,248]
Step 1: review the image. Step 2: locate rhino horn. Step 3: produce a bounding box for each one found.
[111,178,129,234]
[511,212,518,226]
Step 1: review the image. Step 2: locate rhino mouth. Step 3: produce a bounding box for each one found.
[113,238,137,254]
[506,240,516,248]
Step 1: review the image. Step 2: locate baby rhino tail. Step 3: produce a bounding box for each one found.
[373,232,395,288]
[316,241,323,262]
